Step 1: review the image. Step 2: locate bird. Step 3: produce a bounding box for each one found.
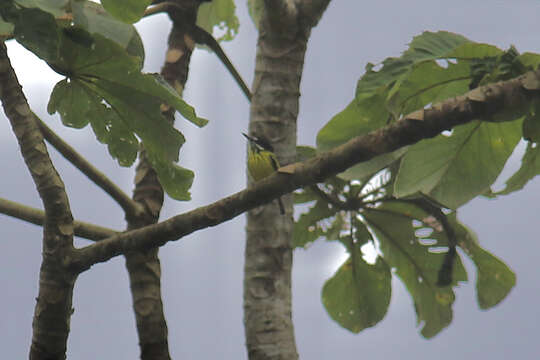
[243,132,285,215]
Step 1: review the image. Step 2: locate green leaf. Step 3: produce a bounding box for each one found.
[85,79,184,163]
[317,96,387,152]
[52,32,206,127]
[394,119,522,209]
[293,199,336,248]
[452,218,515,309]
[148,152,194,201]
[15,0,69,17]
[404,31,470,60]
[322,253,391,333]
[100,0,151,24]
[340,147,407,181]
[318,32,474,154]
[71,0,144,59]
[517,52,540,70]
[197,0,239,42]
[387,59,471,116]
[13,8,60,61]
[472,245,516,309]
[48,79,90,128]
[296,145,317,162]
[357,31,470,99]
[44,32,205,200]
[0,16,14,36]
[363,202,467,338]
[496,142,540,195]
[48,79,138,166]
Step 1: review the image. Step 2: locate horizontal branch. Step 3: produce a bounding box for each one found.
[0,198,118,241]
[36,117,145,219]
[69,69,540,272]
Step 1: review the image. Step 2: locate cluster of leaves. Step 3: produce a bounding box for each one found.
[0,0,239,200]
[294,31,540,337]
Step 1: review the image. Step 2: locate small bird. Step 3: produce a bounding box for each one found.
[243,132,285,215]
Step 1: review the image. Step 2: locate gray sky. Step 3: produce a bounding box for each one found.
[1,1,539,358]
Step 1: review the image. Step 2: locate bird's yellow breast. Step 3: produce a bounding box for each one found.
[247,150,278,181]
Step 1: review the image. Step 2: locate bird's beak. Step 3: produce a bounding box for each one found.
[242,132,256,142]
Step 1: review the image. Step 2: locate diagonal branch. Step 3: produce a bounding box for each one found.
[69,69,540,271]
[36,116,145,220]
[0,197,117,240]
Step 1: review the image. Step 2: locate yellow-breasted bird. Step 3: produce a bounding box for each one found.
[243,132,285,215]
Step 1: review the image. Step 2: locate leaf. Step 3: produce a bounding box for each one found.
[296,145,317,162]
[495,142,540,195]
[13,8,60,61]
[451,218,515,309]
[0,16,14,37]
[197,0,239,42]
[363,202,467,338]
[322,253,391,333]
[339,147,407,181]
[293,199,336,248]
[48,79,139,166]
[100,0,151,24]
[357,31,470,99]
[15,0,69,17]
[71,0,144,59]
[147,152,194,201]
[47,79,91,128]
[387,59,471,116]
[317,96,388,152]
[517,52,540,70]
[394,119,522,209]
[43,31,205,200]
[318,32,474,154]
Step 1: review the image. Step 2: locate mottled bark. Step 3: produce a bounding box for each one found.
[0,43,76,360]
[124,3,199,359]
[244,2,331,359]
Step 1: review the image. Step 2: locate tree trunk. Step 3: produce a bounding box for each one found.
[243,2,331,358]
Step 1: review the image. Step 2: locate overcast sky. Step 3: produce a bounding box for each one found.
[1,1,539,359]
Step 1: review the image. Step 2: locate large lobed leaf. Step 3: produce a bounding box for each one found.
[322,251,391,333]
[394,119,522,209]
[362,201,468,338]
[13,6,205,200]
[318,31,538,202]
[449,216,515,309]
[101,0,151,24]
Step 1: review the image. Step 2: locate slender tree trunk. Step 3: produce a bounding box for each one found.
[124,4,199,359]
[243,2,331,358]
[0,43,76,360]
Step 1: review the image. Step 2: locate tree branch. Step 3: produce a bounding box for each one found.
[36,117,145,220]
[69,69,540,271]
[263,0,298,33]
[0,42,76,360]
[298,0,332,27]
[0,197,117,241]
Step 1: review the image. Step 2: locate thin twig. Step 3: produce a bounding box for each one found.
[36,116,145,219]
[0,198,117,241]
